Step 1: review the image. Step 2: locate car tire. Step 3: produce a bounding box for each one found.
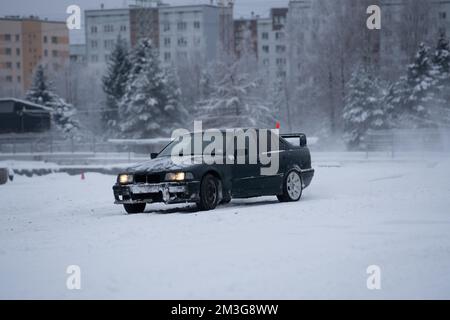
[123,203,146,214]
[277,170,303,203]
[197,174,220,211]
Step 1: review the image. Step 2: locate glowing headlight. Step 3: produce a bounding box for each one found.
[118,174,133,185]
[165,172,193,181]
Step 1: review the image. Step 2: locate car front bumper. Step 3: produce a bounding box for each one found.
[113,181,201,205]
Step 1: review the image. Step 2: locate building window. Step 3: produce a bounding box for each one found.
[104,39,114,49]
[177,37,187,47]
[91,40,98,48]
[276,58,286,66]
[177,21,187,31]
[163,22,170,32]
[16,48,20,56]
[439,12,447,19]
[15,34,20,42]
[275,32,285,40]
[5,62,12,69]
[52,50,58,57]
[4,34,11,41]
[6,75,13,82]
[194,21,200,29]
[91,26,98,33]
[276,45,286,53]
[262,32,269,40]
[44,49,48,57]
[194,37,201,45]
[5,48,12,55]
[16,62,21,69]
[17,76,21,83]
[43,36,47,43]
[164,37,171,47]
[104,25,114,32]
[120,25,127,32]
[164,52,171,61]
[262,45,269,53]
[262,58,269,66]
[51,36,58,44]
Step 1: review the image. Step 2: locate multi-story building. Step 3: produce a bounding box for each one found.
[257,8,289,82]
[85,7,133,65]
[0,16,69,97]
[158,2,233,66]
[85,1,233,67]
[233,16,258,58]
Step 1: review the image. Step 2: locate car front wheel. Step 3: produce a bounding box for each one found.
[277,170,303,202]
[197,174,219,211]
[123,203,146,214]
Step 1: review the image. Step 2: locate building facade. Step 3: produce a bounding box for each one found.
[257,8,289,82]
[158,3,233,66]
[0,16,69,97]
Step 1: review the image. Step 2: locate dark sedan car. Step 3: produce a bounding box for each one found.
[113,129,314,214]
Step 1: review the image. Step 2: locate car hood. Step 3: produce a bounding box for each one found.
[126,155,203,173]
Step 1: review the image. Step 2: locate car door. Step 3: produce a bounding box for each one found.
[257,131,287,196]
[230,130,261,197]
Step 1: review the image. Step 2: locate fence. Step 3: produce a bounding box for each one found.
[365,129,450,158]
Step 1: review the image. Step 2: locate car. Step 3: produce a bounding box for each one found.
[113,129,314,214]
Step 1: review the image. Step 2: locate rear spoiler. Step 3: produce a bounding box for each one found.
[280,133,307,147]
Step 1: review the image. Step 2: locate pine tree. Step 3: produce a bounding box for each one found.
[342,66,387,149]
[118,39,186,138]
[401,43,436,128]
[25,65,79,138]
[432,34,450,127]
[102,36,131,134]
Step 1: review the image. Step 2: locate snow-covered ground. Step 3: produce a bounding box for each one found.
[1,158,450,299]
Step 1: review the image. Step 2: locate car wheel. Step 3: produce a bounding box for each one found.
[197,174,219,211]
[277,170,303,202]
[123,203,146,214]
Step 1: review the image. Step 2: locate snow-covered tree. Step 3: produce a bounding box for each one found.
[195,56,275,129]
[400,43,436,128]
[343,66,388,149]
[432,34,450,126]
[118,39,187,138]
[25,65,79,138]
[102,36,131,134]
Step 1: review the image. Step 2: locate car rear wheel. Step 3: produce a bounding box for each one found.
[197,174,219,211]
[277,170,303,202]
[123,203,146,214]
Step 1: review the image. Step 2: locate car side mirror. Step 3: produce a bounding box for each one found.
[150,153,158,159]
[300,135,307,147]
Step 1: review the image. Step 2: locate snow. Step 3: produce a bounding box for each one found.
[1,159,450,299]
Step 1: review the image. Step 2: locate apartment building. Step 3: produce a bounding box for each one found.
[257,8,289,82]
[158,3,233,66]
[85,8,133,65]
[0,16,69,97]
[234,17,258,58]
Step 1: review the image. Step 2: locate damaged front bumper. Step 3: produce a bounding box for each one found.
[113,181,201,205]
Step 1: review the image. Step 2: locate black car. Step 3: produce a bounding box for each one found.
[113,129,314,214]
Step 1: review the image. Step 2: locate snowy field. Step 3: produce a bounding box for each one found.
[1,158,450,299]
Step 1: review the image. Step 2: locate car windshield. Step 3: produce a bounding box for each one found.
[157,133,229,158]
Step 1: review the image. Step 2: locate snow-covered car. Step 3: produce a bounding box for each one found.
[113,129,314,214]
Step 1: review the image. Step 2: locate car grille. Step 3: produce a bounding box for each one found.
[134,173,162,184]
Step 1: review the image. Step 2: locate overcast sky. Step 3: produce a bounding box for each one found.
[0,0,288,44]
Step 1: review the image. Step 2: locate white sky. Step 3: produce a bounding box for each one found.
[0,0,289,44]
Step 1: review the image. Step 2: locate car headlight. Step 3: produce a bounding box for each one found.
[165,172,194,181]
[118,174,133,185]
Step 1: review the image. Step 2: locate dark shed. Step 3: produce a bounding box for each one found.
[0,98,52,133]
